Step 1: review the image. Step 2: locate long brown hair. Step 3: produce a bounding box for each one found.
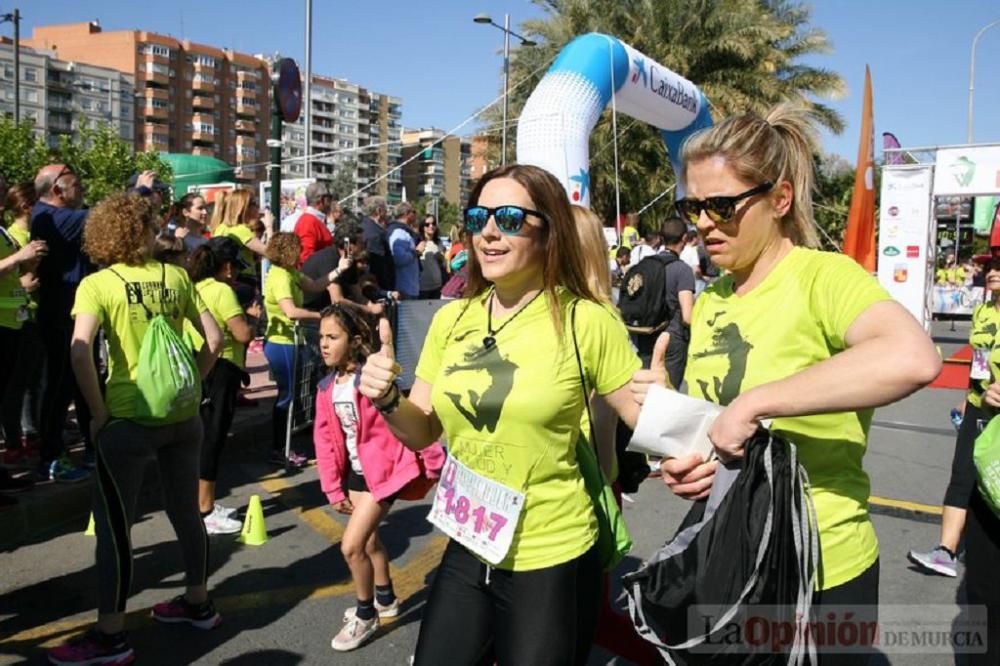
[464,164,603,336]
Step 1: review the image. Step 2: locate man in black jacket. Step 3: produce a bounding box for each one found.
[360,196,395,292]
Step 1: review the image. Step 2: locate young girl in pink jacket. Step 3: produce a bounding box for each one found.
[313,305,443,652]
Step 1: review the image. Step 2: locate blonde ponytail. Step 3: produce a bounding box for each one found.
[681,102,820,248]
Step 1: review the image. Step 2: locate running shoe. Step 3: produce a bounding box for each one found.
[203,505,242,535]
[331,613,379,651]
[46,456,91,483]
[151,595,222,629]
[343,597,400,620]
[215,503,238,518]
[907,545,958,577]
[268,450,308,468]
[950,408,963,431]
[47,628,135,665]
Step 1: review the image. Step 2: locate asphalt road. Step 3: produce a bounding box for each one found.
[0,321,979,665]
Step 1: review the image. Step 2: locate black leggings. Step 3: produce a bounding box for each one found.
[809,560,880,665]
[199,359,243,482]
[413,539,602,665]
[966,491,1000,666]
[944,400,983,508]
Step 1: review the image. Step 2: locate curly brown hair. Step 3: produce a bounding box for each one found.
[266,231,301,270]
[83,193,156,266]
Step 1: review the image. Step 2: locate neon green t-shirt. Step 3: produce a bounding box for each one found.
[196,277,247,370]
[621,225,640,250]
[0,227,27,330]
[415,288,640,571]
[7,224,38,315]
[215,223,257,277]
[684,247,891,590]
[264,266,301,345]
[72,261,206,419]
[966,301,1000,409]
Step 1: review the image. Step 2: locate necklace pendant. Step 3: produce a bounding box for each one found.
[482,336,496,350]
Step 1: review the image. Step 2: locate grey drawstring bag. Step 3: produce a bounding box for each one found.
[623,430,819,665]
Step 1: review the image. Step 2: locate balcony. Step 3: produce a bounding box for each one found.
[144,87,169,101]
[142,50,170,65]
[234,119,255,134]
[235,103,256,117]
[192,95,214,110]
[143,106,169,120]
[235,135,256,148]
[192,78,215,92]
[191,130,215,143]
[144,137,169,152]
[235,69,260,81]
[142,70,168,86]
[192,146,215,157]
[237,87,257,99]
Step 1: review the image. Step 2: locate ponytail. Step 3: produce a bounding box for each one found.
[681,102,820,248]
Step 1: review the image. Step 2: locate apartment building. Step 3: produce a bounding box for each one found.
[282,74,403,204]
[25,21,270,185]
[401,128,472,207]
[0,41,134,148]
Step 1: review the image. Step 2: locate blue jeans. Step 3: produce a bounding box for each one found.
[263,340,296,452]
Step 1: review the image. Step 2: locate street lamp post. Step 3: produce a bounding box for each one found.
[1,9,21,124]
[967,17,1000,143]
[473,13,535,166]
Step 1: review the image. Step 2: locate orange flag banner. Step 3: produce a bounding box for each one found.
[842,65,876,272]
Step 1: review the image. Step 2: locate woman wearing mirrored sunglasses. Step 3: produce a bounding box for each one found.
[360,164,646,664]
[631,103,941,664]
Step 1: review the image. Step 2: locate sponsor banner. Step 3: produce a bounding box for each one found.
[933,146,1000,196]
[877,167,934,327]
[933,285,984,316]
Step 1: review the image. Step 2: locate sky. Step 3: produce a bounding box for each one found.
[15,0,1000,164]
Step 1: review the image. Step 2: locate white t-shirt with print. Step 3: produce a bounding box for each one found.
[332,379,363,475]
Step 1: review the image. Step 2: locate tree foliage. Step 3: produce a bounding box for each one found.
[479,0,846,228]
[0,118,172,206]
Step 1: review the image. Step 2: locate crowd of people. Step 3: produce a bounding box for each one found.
[1,102,997,666]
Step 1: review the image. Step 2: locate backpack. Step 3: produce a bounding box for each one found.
[974,414,1000,519]
[624,430,819,664]
[619,252,678,333]
[109,264,201,425]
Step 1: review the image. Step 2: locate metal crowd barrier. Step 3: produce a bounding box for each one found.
[279,298,451,462]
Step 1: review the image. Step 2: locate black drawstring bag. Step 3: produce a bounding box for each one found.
[624,430,819,665]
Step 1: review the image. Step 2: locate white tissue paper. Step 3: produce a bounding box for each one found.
[627,385,720,461]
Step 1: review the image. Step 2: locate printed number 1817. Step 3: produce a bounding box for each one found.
[441,486,508,541]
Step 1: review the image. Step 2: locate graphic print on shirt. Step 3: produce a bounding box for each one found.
[121,281,182,324]
[333,384,362,475]
[690,310,753,405]
[969,311,1000,398]
[443,341,518,433]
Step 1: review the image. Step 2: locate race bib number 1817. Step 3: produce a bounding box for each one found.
[426,455,524,565]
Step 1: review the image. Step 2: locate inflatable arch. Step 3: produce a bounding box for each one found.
[517,33,713,207]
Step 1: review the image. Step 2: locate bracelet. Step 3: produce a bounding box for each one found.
[374,383,401,415]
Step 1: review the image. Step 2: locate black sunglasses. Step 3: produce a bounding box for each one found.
[463,205,547,236]
[675,182,773,225]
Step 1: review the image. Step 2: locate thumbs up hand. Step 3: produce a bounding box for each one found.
[360,317,402,402]
[629,332,671,406]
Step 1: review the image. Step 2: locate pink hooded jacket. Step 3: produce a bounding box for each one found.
[314,372,445,505]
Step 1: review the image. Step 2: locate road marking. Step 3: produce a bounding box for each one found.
[256,470,345,544]
[2,536,449,648]
[870,419,956,438]
[869,495,943,516]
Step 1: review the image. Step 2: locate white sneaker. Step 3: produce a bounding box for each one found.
[215,503,238,518]
[331,614,379,651]
[204,505,242,535]
[343,597,400,620]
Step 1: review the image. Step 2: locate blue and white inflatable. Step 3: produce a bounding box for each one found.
[517,33,713,207]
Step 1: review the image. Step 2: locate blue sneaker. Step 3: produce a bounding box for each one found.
[950,408,963,431]
[47,456,91,483]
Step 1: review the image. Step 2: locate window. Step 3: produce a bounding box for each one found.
[140,44,171,58]
[185,90,192,98]
[3,64,12,79]
[146,62,169,76]
[24,67,37,82]
[80,98,92,110]
[193,55,217,68]
[238,97,256,107]
[236,81,256,91]
[193,122,215,134]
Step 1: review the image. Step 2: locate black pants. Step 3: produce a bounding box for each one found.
[944,400,983,508]
[966,491,1000,666]
[413,540,602,665]
[39,314,92,462]
[0,325,21,443]
[199,358,243,482]
[809,560,880,665]
[419,289,441,299]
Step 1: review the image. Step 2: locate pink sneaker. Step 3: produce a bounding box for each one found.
[151,595,222,629]
[47,629,135,665]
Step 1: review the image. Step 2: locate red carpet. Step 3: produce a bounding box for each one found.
[929,345,971,390]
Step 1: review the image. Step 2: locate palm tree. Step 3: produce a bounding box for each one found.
[477,0,845,226]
